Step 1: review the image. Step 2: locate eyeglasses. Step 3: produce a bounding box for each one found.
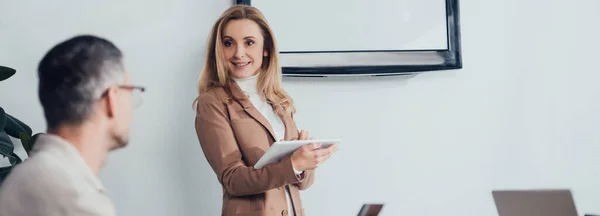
[119,85,145,108]
[100,85,146,108]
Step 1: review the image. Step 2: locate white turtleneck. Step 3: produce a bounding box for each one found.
[232,73,302,216]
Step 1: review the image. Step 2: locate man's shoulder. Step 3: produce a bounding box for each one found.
[0,153,70,212]
[0,152,115,215]
[1,151,74,192]
[4,134,86,186]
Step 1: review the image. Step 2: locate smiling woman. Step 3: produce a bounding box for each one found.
[221,19,268,79]
[192,4,338,216]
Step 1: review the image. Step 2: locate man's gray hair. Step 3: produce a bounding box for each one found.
[38,35,125,130]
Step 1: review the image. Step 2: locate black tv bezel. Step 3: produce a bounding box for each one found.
[235,0,462,77]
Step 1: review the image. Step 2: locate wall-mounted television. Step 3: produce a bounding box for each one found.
[236,0,462,77]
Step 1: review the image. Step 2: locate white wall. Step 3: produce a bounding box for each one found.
[1,0,600,215]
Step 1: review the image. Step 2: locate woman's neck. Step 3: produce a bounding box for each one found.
[232,73,260,95]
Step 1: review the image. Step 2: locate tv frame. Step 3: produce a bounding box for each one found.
[235,0,462,77]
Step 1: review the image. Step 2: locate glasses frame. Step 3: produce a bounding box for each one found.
[99,85,146,108]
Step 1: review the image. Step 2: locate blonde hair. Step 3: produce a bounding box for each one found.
[193,5,295,116]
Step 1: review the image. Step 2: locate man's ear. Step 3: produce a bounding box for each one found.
[104,87,118,118]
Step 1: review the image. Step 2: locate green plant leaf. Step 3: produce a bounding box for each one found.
[0,131,19,166]
[21,132,41,153]
[0,65,16,82]
[0,108,13,158]
[8,152,20,165]
[0,131,14,161]
[5,113,32,138]
[19,132,31,147]
[0,108,19,164]
[0,166,13,183]
[0,107,6,129]
[0,109,19,164]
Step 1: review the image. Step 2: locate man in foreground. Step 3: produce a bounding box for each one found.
[0,35,145,215]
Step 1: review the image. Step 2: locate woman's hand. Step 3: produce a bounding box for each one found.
[291,130,338,172]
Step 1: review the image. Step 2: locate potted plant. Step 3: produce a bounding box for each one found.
[0,65,42,183]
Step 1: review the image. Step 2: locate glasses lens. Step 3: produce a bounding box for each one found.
[131,89,142,108]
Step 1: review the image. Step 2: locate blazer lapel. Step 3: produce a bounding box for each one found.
[228,80,278,142]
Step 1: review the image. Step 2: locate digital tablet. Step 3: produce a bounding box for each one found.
[253,139,341,169]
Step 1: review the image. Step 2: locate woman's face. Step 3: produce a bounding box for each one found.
[221,19,268,79]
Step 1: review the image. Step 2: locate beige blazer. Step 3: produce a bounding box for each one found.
[195,80,315,216]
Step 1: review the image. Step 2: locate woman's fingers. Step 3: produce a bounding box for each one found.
[298,130,310,140]
[299,130,310,140]
[294,135,339,170]
[328,144,338,153]
[317,146,334,155]
[302,143,321,151]
[312,145,337,165]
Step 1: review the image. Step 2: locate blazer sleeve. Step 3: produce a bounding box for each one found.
[195,96,303,196]
[294,169,314,190]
